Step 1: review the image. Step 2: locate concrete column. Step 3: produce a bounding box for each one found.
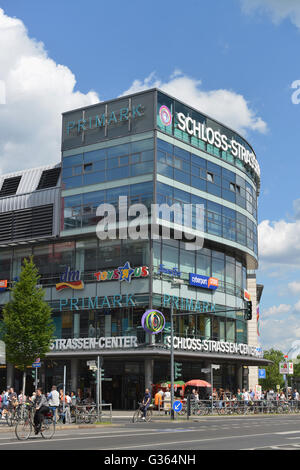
[6,363,14,389]
[204,317,211,340]
[247,275,258,390]
[144,359,153,392]
[71,358,79,393]
[237,366,243,390]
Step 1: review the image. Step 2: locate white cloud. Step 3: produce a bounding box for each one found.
[240,0,300,29]
[263,304,291,318]
[258,219,300,267]
[121,72,267,136]
[288,281,300,295]
[0,8,99,173]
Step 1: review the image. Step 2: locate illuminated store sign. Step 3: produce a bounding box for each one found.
[56,266,84,291]
[141,309,165,335]
[50,336,138,351]
[59,294,136,311]
[166,336,263,358]
[94,262,149,283]
[158,264,181,277]
[189,274,218,290]
[162,294,215,313]
[66,104,144,135]
[176,112,260,178]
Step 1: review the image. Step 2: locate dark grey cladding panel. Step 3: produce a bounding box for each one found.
[61,90,155,151]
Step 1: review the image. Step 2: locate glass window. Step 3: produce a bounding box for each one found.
[157,139,173,153]
[180,249,195,274]
[62,154,83,168]
[107,143,130,158]
[84,148,106,163]
[196,253,210,276]
[131,138,153,153]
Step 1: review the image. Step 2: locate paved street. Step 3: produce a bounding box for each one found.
[0,414,300,451]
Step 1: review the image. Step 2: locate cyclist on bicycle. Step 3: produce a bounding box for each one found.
[140,388,151,420]
[33,388,50,435]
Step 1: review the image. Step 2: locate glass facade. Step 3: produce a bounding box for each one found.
[62,138,154,190]
[157,91,259,188]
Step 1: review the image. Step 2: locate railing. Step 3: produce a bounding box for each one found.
[155,399,300,417]
[56,403,112,424]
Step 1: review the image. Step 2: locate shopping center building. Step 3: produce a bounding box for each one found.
[0,89,269,408]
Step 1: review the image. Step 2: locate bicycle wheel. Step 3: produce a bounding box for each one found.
[132,409,142,423]
[6,411,14,427]
[89,410,98,423]
[145,409,152,422]
[41,417,55,439]
[15,418,32,440]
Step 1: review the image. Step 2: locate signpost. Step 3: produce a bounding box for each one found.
[173,400,183,413]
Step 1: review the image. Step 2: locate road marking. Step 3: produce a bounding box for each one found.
[276,430,300,435]
[104,430,290,450]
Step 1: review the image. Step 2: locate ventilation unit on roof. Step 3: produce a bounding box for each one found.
[36,168,61,190]
[0,176,22,197]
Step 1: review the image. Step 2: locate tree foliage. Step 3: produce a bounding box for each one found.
[1,257,55,370]
[259,349,287,390]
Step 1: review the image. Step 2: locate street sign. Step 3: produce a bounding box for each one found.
[32,362,41,368]
[201,368,210,373]
[87,360,96,367]
[212,364,220,370]
[173,400,183,413]
[258,369,266,379]
[279,362,294,375]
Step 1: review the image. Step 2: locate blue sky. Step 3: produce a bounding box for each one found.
[0,0,300,354]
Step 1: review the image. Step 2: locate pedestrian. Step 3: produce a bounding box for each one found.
[47,385,60,423]
[163,389,171,415]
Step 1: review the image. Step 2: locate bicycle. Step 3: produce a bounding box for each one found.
[132,403,153,423]
[15,405,55,440]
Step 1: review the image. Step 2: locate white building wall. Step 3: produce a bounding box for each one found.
[247,275,258,391]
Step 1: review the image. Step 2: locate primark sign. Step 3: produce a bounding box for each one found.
[166,336,263,358]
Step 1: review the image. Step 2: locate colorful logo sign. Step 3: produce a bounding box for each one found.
[56,266,84,291]
[189,274,219,290]
[0,280,8,292]
[244,290,251,301]
[158,264,181,277]
[159,105,172,127]
[94,261,149,283]
[141,309,165,335]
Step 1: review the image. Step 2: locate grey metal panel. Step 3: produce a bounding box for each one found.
[0,163,61,197]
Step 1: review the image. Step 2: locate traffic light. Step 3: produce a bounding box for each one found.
[244,301,252,320]
[174,362,182,379]
[100,368,105,380]
[31,370,35,380]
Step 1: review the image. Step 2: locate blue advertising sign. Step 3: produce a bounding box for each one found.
[189,274,219,290]
[173,400,183,413]
[258,369,266,379]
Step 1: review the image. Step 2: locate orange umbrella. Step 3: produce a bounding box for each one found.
[185,379,211,387]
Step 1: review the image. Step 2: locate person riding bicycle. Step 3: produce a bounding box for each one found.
[140,388,151,420]
[33,387,50,435]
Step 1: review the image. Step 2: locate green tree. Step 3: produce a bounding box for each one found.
[258,349,285,391]
[1,256,55,397]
